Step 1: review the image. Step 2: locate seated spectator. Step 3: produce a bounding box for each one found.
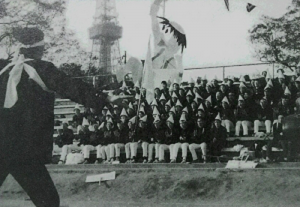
[127,116,138,163]
[228,92,237,110]
[211,78,220,93]
[220,96,235,135]
[160,81,170,100]
[72,104,83,131]
[113,105,121,121]
[213,91,223,112]
[159,93,167,108]
[81,124,102,164]
[136,115,151,163]
[209,114,227,161]
[173,114,191,163]
[254,98,273,135]
[252,79,264,103]
[160,115,179,163]
[219,81,228,97]
[127,102,136,118]
[171,92,179,106]
[227,77,238,96]
[112,121,129,162]
[189,117,208,163]
[235,96,252,136]
[76,124,92,163]
[149,115,166,163]
[266,115,292,162]
[57,122,75,164]
[100,119,116,163]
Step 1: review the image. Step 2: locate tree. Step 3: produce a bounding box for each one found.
[249,0,300,71]
[0,0,90,67]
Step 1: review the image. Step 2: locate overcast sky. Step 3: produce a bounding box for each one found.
[66,0,293,70]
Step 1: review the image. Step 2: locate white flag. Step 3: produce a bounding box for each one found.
[142,40,154,103]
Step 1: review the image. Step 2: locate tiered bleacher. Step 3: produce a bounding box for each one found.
[53,70,300,164]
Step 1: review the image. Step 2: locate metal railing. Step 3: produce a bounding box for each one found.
[183,62,283,81]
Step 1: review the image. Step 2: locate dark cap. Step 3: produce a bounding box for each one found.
[13,27,44,45]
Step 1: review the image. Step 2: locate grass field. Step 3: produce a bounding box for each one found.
[1,163,300,207]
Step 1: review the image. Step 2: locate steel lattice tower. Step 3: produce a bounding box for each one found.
[89,0,123,75]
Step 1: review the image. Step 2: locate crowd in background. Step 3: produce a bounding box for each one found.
[55,69,300,164]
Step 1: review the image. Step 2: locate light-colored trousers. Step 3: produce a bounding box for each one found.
[235,121,252,136]
[148,143,160,161]
[82,145,103,159]
[141,142,149,157]
[129,142,138,159]
[189,143,207,161]
[59,144,81,162]
[221,120,234,133]
[254,120,271,133]
[114,143,125,157]
[173,143,189,159]
[159,144,175,161]
[100,145,112,160]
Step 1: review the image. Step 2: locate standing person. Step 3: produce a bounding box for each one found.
[0,27,122,207]
[266,115,291,162]
[209,114,228,162]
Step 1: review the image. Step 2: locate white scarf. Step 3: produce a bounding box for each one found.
[0,42,49,108]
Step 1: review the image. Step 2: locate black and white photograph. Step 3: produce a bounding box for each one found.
[0,0,300,206]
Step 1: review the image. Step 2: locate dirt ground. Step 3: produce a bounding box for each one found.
[1,164,300,207]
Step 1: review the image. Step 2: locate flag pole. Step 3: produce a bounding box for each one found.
[133,38,151,133]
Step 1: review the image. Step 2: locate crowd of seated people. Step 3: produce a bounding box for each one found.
[55,69,300,164]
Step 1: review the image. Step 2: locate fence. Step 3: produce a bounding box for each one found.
[182,62,283,82]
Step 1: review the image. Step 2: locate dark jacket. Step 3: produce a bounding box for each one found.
[209,125,227,145]
[0,59,108,163]
[191,127,209,144]
[273,123,284,142]
[78,131,92,146]
[72,114,84,126]
[164,127,180,144]
[136,126,152,142]
[102,130,115,145]
[235,106,252,121]
[255,104,273,121]
[114,126,129,144]
[151,125,167,144]
[89,131,102,146]
[178,127,192,143]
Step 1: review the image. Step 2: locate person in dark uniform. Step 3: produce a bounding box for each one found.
[0,27,122,207]
[173,114,192,163]
[266,115,292,162]
[189,117,208,163]
[160,115,180,163]
[112,121,129,162]
[209,114,227,161]
[57,122,75,164]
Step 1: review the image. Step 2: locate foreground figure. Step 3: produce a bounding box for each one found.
[0,27,120,207]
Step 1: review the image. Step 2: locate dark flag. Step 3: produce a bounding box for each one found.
[247,3,256,12]
[224,0,230,11]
